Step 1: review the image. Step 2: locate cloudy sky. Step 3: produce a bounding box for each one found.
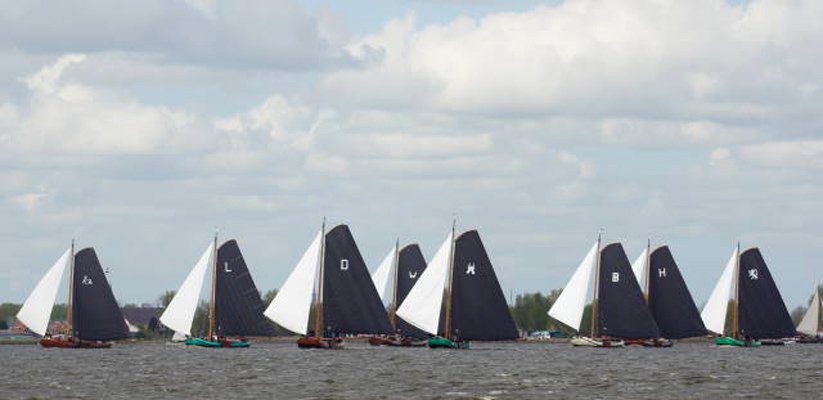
[1,0,821,311]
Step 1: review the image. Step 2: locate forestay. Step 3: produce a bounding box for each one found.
[16,248,72,336]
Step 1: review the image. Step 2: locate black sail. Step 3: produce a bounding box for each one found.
[395,244,430,338]
[648,246,707,339]
[323,225,393,335]
[597,243,660,339]
[72,248,129,341]
[449,230,518,341]
[737,248,796,339]
[215,240,275,337]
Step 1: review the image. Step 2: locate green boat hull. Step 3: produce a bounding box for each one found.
[427,336,469,349]
[184,337,250,348]
[715,336,761,347]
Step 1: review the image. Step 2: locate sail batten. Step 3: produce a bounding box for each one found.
[159,242,213,336]
[701,247,738,335]
[548,242,598,332]
[16,248,72,336]
[397,232,452,336]
[264,230,322,335]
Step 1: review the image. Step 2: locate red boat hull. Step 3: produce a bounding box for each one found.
[624,338,673,348]
[297,336,343,349]
[40,337,112,349]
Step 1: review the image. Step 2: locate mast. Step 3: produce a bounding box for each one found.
[389,238,400,331]
[207,231,218,340]
[731,242,740,339]
[442,218,457,339]
[66,239,75,337]
[589,231,602,337]
[644,238,651,301]
[313,218,327,338]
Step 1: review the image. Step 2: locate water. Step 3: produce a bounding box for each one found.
[1,341,821,399]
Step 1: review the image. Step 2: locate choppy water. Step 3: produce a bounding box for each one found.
[1,341,821,399]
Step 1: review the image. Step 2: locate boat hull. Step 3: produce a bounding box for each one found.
[624,338,673,348]
[184,337,250,348]
[714,336,761,347]
[427,336,469,349]
[39,337,112,349]
[297,336,343,349]
[570,336,625,348]
[797,335,823,344]
[368,336,427,347]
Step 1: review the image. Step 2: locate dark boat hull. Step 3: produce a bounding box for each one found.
[368,336,426,347]
[297,336,343,349]
[39,337,112,349]
[624,338,673,347]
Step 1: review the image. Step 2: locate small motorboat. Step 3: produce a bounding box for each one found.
[570,336,625,348]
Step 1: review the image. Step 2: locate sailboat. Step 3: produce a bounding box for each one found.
[369,241,429,346]
[396,224,518,349]
[17,242,129,348]
[701,244,796,347]
[548,235,662,347]
[630,241,706,344]
[160,234,273,348]
[796,285,822,343]
[265,221,392,349]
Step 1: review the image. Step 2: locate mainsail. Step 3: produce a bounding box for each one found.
[737,248,796,339]
[396,232,452,335]
[215,240,275,336]
[72,248,129,341]
[797,287,821,336]
[701,247,738,335]
[16,248,72,336]
[646,246,707,339]
[322,225,392,335]
[597,243,660,339]
[547,242,598,332]
[449,230,518,340]
[395,244,430,338]
[159,242,213,336]
[264,230,322,335]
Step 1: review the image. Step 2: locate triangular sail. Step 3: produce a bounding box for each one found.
[701,247,738,335]
[547,242,597,332]
[630,247,649,292]
[322,225,392,335]
[597,243,660,339]
[159,242,213,336]
[397,232,452,336]
[647,246,707,339]
[72,248,129,341]
[264,230,322,335]
[796,288,820,336]
[215,240,275,336]
[16,248,72,336]
[395,244,430,338]
[371,247,396,304]
[449,230,518,340]
[737,248,796,339]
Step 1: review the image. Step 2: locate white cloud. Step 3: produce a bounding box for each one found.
[738,140,823,169]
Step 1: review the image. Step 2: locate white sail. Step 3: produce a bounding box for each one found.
[264,230,322,335]
[396,232,453,336]
[159,242,213,336]
[547,242,598,332]
[797,288,821,335]
[630,247,649,292]
[171,331,187,342]
[16,248,72,336]
[701,247,738,335]
[371,247,396,304]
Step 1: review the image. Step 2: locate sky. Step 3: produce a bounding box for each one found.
[1,0,821,312]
